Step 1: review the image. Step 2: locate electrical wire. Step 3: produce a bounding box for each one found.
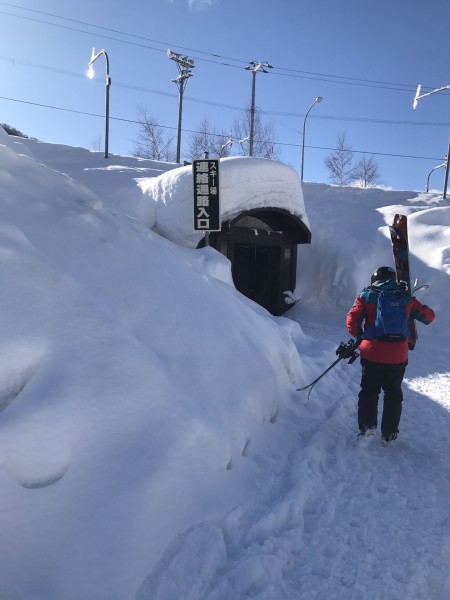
[2,55,450,129]
[0,3,447,94]
[0,94,444,162]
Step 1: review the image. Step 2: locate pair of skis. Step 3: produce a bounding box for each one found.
[297,213,427,396]
[389,213,430,350]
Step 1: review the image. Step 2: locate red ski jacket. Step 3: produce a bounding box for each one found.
[346,282,435,364]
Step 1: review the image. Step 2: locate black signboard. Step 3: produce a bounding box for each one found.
[193,159,221,232]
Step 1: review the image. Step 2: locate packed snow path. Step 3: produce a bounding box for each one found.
[138,318,450,600]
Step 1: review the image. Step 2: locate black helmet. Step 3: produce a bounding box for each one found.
[371,266,396,284]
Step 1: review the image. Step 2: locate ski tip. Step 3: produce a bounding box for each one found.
[393,214,407,228]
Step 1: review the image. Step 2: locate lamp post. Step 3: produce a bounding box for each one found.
[168,49,194,164]
[87,48,111,159]
[413,83,450,198]
[301,96,322,182]
[426,161,446,192]
[245,61,272,157]
[413,83,450,109]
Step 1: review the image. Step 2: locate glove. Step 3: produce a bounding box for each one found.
[337,340,356,359]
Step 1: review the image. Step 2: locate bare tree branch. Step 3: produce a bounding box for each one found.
[132,106,176,162]
[233,108,280,160]
[188,116,231,159]
[351,154,380,188]
[324,132,355,186]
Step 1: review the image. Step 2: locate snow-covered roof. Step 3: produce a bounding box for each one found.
[138,156,310,247]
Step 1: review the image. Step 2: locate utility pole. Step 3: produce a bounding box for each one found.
[245,61,272,157]
[168,49,195,163]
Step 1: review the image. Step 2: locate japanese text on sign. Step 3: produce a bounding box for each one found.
[193,159,221,232]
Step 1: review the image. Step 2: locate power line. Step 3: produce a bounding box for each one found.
[0,2,246,65]
[2,55,450,129]
[0,94,444,162]
[0,9,173,56]
[0,8,246,72]
[0,3,447,94]
[262,107,450,128]
[272,65,417,89]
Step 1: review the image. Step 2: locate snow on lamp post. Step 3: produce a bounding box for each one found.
[301,96,322,182]
[87,48,111,159]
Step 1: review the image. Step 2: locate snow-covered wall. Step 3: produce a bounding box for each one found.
[293,182,450,322]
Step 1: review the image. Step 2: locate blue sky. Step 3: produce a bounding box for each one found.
[1,0,450,191]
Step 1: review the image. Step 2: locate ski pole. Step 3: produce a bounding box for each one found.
[296,338,361,400]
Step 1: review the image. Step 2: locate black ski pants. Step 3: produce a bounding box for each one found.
[358,359,407,437]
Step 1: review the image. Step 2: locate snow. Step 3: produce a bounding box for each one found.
[1,125,450,599]
[138,156,310,247]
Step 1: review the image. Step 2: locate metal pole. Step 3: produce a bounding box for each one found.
[301,97,322,182]
[426,162,445,192]
[300,107,311,181]
[443,138,450,199]
[87,49,110,159]
[176,87,183,163]
[104,52,110,159]
[249,70,256,157]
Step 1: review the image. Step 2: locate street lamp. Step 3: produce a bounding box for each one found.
[413,83,450,109]
[245,61,272,157]
[301,96,322,182]
[168,48,195,163]
[426,161,446,192]
[87,47,111,159]
[413,83,450,197]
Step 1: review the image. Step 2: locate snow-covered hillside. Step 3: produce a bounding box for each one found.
[1,128,449,599]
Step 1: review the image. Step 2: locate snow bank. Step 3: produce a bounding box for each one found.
[0,134,305,599]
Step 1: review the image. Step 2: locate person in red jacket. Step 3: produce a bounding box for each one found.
[346,266,435,446]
